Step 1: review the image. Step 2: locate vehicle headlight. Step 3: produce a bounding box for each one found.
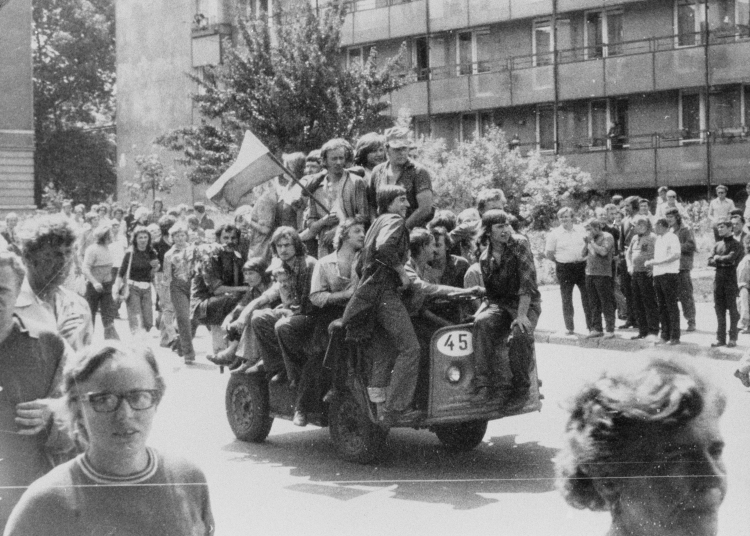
[446,365,462,384]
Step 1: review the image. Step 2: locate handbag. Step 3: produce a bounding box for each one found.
[118,247,135,302]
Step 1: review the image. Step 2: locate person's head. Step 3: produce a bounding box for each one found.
[583,218,602,238]
[86,212,100,228]
[130,227,152,251]
[146,223,161,243]
[129,201,141,214]
[282,152,307,180]
[214,224,240,250]
[731,212,745,233]
[666,190,678,206]
[715,185,728,199]
[97,203,110,218]
[632,215,652,236]
[242,257,270,288]
[657,185,668,200]
[168,222,189,247]
[430,226,452,263]
[63,342,166,460]
[94,226,112,246]
[624,196,640,216]
[134,206,150,223]
[716,218,732,237]
[354,132,386,169]
[665,207,682,228]
[271,226,304,262]
[111,219,121,236]
[233,206,251,231]
[74,204,85,218]
[5,212,18,229]
[476,189,507,215]
[111,204,124,220]
[614,209,625,224]
[304,150,322,176]
[482,209,514,245]
[333,217,366,252]
[611,194,624,207]
[193,202,205,215]
[61,200,73,215]
[166,206,181,219]
[555,356,726,536]
[320,138,354,177]
[428,209,457,233]
[457,207,481,225]
[187,215,201,231]
[558,207,574,227]
[158,215,177,239]
[376,184,409,217]
[604,203,618,224]
[384,126,414,167]
[0,250,26,343]
[409,227,435,265]
[19,215,78,295]
[152,198,164,213]
[654,217,670,236]
[638,198,651,215]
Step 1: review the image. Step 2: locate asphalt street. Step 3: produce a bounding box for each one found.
[116,320,750,536]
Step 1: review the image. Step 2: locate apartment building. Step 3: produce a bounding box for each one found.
[0,0,36,212]
[117,0,750,198]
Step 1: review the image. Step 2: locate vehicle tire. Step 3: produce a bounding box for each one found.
[225,373,273,443]
[329,391,387,464]
[434,420,488,452]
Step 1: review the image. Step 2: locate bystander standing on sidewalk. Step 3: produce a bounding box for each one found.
[617,196,640,329]
[582,218,616,339]
[645,218,682,345]
[626,216,659,341]
[737,235,750,334]
[709,184,735,241]
[708,218,742,347]
[665,207,696,331]
[545,207,590,335]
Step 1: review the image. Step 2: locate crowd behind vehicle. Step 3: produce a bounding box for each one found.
[0,125,735,535]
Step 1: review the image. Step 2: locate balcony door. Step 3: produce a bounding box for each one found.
[456,28,492,76]
[584,10,623,59]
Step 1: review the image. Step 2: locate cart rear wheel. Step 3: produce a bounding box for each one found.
[433,420,487,452]
[329,391,387,464]
[225,373,273,442]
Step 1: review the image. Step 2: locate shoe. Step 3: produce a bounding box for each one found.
[630,334,646,340]
[270,372,287,384]
[586,330,603,339]
[602,332,615,339]
[668,339,680,346]
[734,369,750,387]
[618,322,635,329]
[645,334,659,343]
[711,341,726,348]
[686,324,697,332]
[230,360,251,374]
[184,355,195,365]
[654,338,669,345]
[243,360,265,375]
[470,386,491,405]
[292,410,307,427]
[206,353,236,366]
[565,330,575,336]
[727,340,737,348]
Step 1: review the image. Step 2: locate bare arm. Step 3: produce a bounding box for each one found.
[405,189,434,230]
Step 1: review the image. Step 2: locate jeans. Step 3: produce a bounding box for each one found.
[631,271,659,337]
[170,280,195,359]
[677,269,696,326]
[654,273,681,341]
[155,273,176,347]
[473,301,540,393]
[125,284,153,334]
[363,288,421,413]
[84,280,119,340]
[714,271,739,343]
[251,309,315,383]
[555,261,590,332]
[586,275,615,333]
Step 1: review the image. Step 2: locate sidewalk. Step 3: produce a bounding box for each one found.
[535,282,746,362]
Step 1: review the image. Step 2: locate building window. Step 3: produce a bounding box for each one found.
[590,100,609,147]
[680,91,704,140]
[709,86,742,131]
[533,19,571,66]
[610,98,629,148]
[347,45,373,67]
[429,35,449,79]
[676,0,705,46]
[414,116,430,139]
[537,106,556,151]
[461,113,478,142]
[413,37,429,81]
[456,28,492,76]
[584,10,623,59]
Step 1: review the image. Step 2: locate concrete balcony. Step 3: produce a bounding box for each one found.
[391,1,427,39]
[708,39,750,85]
[431,76,471,114]
[390,80,429,115]
[341,0,427,46]
[653,45,705,91]
[558,59,604,100]
[509,65,554,105]
[604,52,655,96]
[470,70,513,109]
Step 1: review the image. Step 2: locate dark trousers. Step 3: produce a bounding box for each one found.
[619,261,637,325]
[473,301,540,393]
[84,281,119,340]
[170,280,195,359]
[677,269,696,325]
[586,275,615,333]
[714,271,739,343]
[654,273,681,341]
[631,271,660,336]
[556,261,591,332]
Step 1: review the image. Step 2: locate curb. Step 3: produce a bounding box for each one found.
[535,330,744,362]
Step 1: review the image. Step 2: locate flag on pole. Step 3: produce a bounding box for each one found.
[205,131,289,208]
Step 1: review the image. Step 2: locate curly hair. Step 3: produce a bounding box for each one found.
[554,356,725,512]
[333,216,366,251]
[19,214,78,259]
[270,226,306,257]
[320,138,354,165]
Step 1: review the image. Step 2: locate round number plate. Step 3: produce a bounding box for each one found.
[436,330,473,357]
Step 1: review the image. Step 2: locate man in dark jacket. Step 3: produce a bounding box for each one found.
[709,218,743,347]
[665,207,696,331]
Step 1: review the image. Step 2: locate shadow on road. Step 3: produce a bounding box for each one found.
[221,428,557,510]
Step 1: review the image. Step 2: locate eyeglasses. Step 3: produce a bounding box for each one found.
[80,389,161,413]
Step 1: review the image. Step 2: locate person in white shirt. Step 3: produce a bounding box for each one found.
[655,190,687,219]
[644,218,682,345]
[708,184,735,240]
[545,207,590,335]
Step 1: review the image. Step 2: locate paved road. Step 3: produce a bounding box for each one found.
[123,321,749,536]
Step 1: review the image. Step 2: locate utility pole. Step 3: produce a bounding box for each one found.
[425,0,433,136]
[704,0,712,197]
[552,0,559,156]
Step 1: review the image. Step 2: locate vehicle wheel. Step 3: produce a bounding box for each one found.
[434,420,488,452]
[225,373,273,442]
[329,391,387,464]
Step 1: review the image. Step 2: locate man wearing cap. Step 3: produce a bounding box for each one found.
[194,202,215,230]
[708,217,742,347]
[709,184,735,240]
[370,127,434,230]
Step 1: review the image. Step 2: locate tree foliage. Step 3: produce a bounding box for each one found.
[421,127,598,230]
[32,0,116,205]
[124,154,178,203]
[158,3,407,185]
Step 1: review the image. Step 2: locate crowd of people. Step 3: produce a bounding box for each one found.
[0,124,734,535]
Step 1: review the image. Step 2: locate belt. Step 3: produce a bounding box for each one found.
[128,281,151,289]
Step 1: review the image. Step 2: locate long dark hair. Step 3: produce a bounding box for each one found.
[130,226,152,251]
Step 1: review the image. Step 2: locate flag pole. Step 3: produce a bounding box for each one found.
[266,151,331,216]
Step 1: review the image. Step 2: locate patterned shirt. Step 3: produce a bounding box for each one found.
[370,159,433,226]
[162,245,196,286]
[479,235,540,306]
[260,255,317,314]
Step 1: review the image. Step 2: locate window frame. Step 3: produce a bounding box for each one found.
[583,8,625,60]
[454,27,492,76]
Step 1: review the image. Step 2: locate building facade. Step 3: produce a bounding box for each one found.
[117,0,750,196]
[0,0,36,213]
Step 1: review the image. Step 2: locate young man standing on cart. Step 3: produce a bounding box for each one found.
[471,209,541,410]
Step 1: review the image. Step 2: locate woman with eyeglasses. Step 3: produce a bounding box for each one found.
[4,342,215,536]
